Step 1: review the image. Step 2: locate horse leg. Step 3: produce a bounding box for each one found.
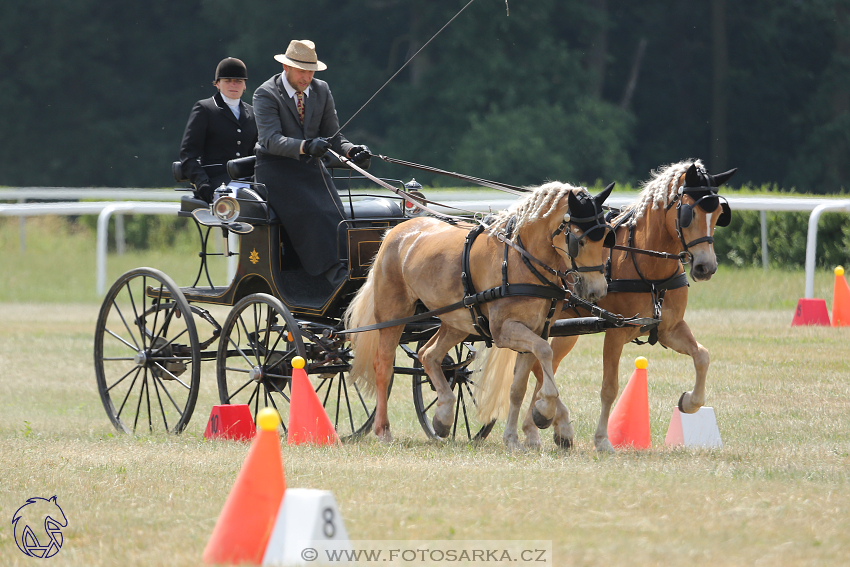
[493,321,559,429]
[502,352,535,451]
[524,336,579,449]
[373,325,404,442]
[520,373,542,449]
[658,320,709,413]
[594,331,627,453]
[418,326,468,438]
[549,336,578,448]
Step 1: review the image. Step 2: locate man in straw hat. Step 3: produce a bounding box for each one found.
[179,57,257,203]
[253,39,371,288]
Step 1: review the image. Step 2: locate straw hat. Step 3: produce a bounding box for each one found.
[274,40,327,71]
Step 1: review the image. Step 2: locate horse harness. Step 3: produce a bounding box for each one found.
[574,183,731,346]
[339,210,635,338]
[461,219,563,346]
[668,183,732,263]
[460,201,617,346]
[599,209,688,345]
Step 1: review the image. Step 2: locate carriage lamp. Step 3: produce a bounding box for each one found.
[212,195,240,222]
[403,178,426,216]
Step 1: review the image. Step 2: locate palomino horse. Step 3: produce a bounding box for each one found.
[345,182,615,441]
[477,160,736,451]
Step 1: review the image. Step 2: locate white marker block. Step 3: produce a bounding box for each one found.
[262,488,351,566]
[665,407,723,448]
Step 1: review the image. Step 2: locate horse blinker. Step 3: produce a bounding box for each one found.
[678,194,729,229]
[567,231,580,258]
[717,202,731,227]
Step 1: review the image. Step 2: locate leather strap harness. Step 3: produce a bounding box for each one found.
[569,208,689,346]
[340,218,646,338]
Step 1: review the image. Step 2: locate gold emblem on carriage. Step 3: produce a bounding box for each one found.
[249,249,260,264]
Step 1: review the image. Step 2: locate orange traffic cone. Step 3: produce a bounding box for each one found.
[607,356,651,449]
[202,408,286,565]
[832,266,850,327]
[287,356,340,446]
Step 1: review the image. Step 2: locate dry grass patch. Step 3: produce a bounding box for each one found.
[1,303,849,566]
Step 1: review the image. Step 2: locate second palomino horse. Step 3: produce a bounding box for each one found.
[345,182,615,441]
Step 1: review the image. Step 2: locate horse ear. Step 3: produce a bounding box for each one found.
[594,182,615,207]
[567,189,581,214]
[685,164,700,187]
[711,168,737,188]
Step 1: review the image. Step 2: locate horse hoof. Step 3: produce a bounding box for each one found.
[376,427,393,443]
[531,407,554,429]
[553,433,573,450]
[678,392,687,412]
[432,416,452,439]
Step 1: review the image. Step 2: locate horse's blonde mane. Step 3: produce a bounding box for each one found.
[486,181,584,241]
[625,159,707,226]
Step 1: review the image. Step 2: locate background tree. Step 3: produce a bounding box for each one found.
[1,0,848,192]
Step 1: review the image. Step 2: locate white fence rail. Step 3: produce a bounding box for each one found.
[2,188,849,298]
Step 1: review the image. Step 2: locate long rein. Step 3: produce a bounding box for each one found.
[329,149,593,284]
[330,151,650,335]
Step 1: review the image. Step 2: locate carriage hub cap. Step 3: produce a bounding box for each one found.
[134,350,147,366]
[249,365,264,382]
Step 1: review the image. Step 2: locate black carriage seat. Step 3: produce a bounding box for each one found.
[174,157,277,223]
[226,155,256,182]
[173,161,216,218]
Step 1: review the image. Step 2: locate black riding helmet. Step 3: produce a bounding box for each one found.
[214,57,248,82]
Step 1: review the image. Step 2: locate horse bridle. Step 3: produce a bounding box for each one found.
[551,199,616,275]
[666,184,731,262]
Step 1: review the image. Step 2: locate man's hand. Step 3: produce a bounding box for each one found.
[304,137,331,157]
[347,145,371,165]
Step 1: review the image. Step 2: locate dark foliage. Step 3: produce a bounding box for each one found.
[2,0,849,194]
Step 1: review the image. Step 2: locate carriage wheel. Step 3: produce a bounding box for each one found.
[299,326,390,440]
[216,294,383,440]
[411,341,496,441]
[94,268,201,434]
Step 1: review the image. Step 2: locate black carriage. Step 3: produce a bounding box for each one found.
[94,153,648,442]
[93,156,502,441]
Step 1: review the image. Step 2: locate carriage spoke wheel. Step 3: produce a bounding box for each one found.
[299,327,390,441]
[217,294,304,435]
[412,341,496,442]
[216,294,383,441]
[94,268,201,434]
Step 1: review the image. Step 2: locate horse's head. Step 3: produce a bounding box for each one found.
[558,183,616,302]
[668,163,737,281]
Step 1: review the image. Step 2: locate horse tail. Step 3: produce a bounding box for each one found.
[343,272,379,395]
[473,345,518,422]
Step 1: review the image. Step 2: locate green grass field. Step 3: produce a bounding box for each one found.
[1,217,849,565]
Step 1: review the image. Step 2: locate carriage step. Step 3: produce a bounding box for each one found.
[180,286,230,297]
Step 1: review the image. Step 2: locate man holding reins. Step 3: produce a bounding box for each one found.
[253,39,371,287]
